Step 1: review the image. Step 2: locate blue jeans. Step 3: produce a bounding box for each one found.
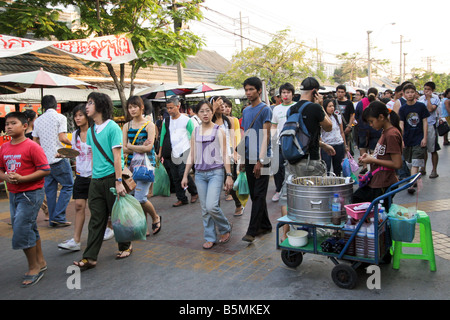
[9,188,45,250]
[44,159,74,226]
[195,168,231,243]
[320,143,346,176]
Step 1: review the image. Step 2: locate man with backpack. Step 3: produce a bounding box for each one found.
[278,77,333,240]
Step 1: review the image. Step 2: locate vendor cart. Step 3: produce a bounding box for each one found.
[276,173,421,289]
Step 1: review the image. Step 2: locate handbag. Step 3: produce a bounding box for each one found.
[346,151,359,172]
[437,119,450,136]
[90,125,136,193]
[130,152,154,182]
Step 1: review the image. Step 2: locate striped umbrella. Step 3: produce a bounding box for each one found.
[0,68,97,99]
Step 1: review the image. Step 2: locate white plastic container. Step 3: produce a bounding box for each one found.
[287,230,309,247]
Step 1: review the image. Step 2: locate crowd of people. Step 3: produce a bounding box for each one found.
[2,74,448,288]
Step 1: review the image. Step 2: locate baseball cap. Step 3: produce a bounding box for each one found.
[300,77,325,90]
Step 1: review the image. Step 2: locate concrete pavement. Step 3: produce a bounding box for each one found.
[0,143,449,301]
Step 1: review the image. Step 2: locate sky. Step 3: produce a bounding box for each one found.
[188,0,450,78]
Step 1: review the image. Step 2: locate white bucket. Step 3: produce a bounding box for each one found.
[287,230,308,247]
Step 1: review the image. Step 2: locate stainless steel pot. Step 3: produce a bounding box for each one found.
[286,175,354,224]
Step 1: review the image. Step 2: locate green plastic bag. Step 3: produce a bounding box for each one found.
[153,160,170,197]
[237,172,249,195]
[110,188,147,242]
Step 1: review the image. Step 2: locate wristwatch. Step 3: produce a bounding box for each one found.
[115,178,123,182]
[259,158,265,164]
[226,172,233,177]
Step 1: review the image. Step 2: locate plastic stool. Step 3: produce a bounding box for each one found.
[392,211,436,271]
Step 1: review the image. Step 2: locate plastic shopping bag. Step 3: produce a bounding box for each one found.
[342,158,352,177]
[237,172,249,195]
[236,189,249,207]
[153,160,170,197]
[110,188,147,242]
[130,152,154,182]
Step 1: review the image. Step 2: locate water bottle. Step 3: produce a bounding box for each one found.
[331,193,341,225]
[367,218,375,259]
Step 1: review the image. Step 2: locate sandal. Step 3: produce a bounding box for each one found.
[234,206,244,216]
[73,259,97,271]
[152,216,162,235]
[21,271,44,288]
[116,246,133,260]
[202,242,215,250]
[219,223,233,244]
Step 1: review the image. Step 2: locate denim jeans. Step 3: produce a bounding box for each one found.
[195,168,231,243]
[9,188,45,250]
[44,158,74,226]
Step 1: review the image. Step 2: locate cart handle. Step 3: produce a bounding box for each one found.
[337,173,421,260]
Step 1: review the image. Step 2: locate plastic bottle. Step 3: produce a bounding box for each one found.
[331,193,341,225]
[367,218,375,259]
[343,217,355,256]
[355,224,367,257]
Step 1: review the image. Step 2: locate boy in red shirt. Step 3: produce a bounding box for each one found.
[0,112,50,288]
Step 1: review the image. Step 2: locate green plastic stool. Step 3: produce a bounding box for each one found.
[392,210,436,271]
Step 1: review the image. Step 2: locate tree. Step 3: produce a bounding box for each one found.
[0,0,204,110]
[333,52,390,85]
[217,29,315,93]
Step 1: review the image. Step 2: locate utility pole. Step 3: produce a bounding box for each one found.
[392,35,410,83]
[403,53,408,80]
[367,30,372,87]
[239,11,244,52]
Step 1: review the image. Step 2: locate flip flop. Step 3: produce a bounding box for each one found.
[116,247,133,260]
[21,271,44,288]
[202,242,215,249]
[73,259,96,271]
[152,216,162,235]
[219,223,233,244]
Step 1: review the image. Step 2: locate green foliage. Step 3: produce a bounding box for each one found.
[407,69,450,93]
[217,30,315,93]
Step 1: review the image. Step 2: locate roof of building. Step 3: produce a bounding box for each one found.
[0,46,231,102]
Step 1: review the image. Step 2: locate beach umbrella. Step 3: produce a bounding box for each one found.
[191,82,233,98]
[136,83,196,100]
[0,68,97,99]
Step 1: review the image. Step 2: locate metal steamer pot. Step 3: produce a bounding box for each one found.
[286,175,354,224]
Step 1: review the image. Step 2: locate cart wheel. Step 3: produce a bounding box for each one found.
[281,250,303,268]
[331,264,358,289]
[380,251,392,264]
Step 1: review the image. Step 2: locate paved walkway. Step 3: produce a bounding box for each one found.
[0,142,449,300]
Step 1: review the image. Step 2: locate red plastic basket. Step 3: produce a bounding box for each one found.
[344,203,374,220]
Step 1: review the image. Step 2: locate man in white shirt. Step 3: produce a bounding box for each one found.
[270,83,296,202]
[158,96,198,207]
[418,81,441,178]
[33,95,73,227]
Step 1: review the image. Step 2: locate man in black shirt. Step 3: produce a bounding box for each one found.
[278,77,333,240]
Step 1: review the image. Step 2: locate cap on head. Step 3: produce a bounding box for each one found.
[300,77,325,90]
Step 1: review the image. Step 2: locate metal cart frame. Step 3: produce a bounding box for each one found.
[276,173,421,289]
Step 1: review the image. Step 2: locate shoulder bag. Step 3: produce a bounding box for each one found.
[90,125,136,193]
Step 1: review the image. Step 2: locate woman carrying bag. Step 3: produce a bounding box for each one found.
[122,96,161,236]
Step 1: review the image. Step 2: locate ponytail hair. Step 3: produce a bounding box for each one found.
[367,87,378,103]
[363,100,402,134]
